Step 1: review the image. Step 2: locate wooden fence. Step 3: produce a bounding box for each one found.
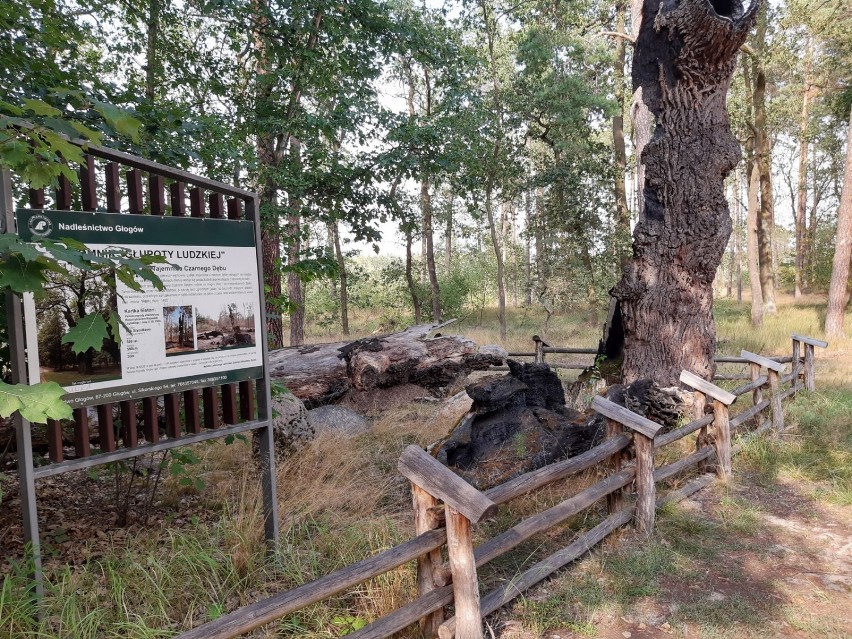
[176,334,827,639]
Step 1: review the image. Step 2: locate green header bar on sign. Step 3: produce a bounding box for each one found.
[16,209,256,247]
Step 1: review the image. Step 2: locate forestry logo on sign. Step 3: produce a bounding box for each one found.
[27,214,53,238]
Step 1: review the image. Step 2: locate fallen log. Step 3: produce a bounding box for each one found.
[267,321,506,408]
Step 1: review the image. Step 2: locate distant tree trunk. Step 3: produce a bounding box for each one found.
[288,137,305,347]
[742,61,763,326]
[485,185,507,340]
[630,0,651,223]
[422,178,441,321]
[405,224,422,324]
[794,43,813,299]
[734,169,743,303]
[613,0,758,385]
[534,187,546,292]
[445,192,453,275]
[524,190,533,306]
[329,220,349,335]
[825,106,852,338]
[145,0,160,103]
[253,0,284,349]
[752,9,776,314]
[613,0,631,269]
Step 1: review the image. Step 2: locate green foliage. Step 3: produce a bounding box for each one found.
[0,380,71,422]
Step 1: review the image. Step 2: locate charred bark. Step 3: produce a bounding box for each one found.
[613,0,758,385]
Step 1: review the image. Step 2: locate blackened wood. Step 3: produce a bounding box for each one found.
[105,163,121,212]
[80,155,97,211]
[475,468,635,568]
[73,407,90,457]
[47,420,63,462]
[443,507,482,639]
[127,169,144,213]
[164,394,181,438]
[119,401,138,448]
[29,188,45,208]
[149,174,166,215]
[634,434,655,536]
[413,483,445,637]
[143,396,159,443]
[398,445,498,523]
[189,187,205,217]
[238,381,255,421]
[485,434,631,505]
[227,198,241,220]
[170,182,186,216]
[606,418,625,514]
[184,389,202,434]
[97,405,116,452]
[222,385,238,424]
[440,508,635,639]
[204,387,220,429]
[209,192,225,218]
[174,530,447,639]
[56,174,72,209]
[712,399,731,478]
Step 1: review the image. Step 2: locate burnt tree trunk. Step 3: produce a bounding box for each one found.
[612,0,758,385]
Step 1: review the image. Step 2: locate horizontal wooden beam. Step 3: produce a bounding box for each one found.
[791,334,828,349]
[175,529,447,639]
[591,396,663,439]
[654,414,713,448]
[475,468,634,567]
[398,445,498,524]
[731,375,767,397]
[485,434,631,505]
[679,371,736,405]
[739,350,785,373]
[654,446,715,483]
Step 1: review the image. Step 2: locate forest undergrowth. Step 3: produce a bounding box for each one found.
[0,295,849,639]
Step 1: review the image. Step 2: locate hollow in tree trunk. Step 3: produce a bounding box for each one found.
[612,0,758,385]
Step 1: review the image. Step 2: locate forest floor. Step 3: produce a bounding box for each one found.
[0,295,849,638]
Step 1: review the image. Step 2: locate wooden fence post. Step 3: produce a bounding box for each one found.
[791,335,828,392]
[412,484,445,638]
[749,362,766,431]
[592,397,663,536]
[398,446,498,639]
[605,418,625,514]
[791,337,802,391]
[741,351,785,434]
[679,371,736,480]
[533,335,545,364]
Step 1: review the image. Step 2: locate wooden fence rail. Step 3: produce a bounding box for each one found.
[175,334,827,639]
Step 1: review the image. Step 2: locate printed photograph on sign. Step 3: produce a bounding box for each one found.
[163,305,195,356]
[36,264,122,387]
[194,302,256,352]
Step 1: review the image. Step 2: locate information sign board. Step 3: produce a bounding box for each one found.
[16,208,264,407]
